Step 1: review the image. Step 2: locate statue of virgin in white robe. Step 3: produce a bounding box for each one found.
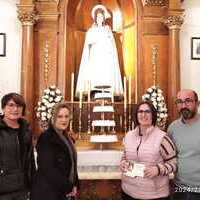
[76,5,123,96]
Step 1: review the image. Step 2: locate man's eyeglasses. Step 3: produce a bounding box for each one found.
[175,98,195,106]
[138,110,151,114]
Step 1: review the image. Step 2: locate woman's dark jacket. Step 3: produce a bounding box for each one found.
[0,116,35,195]
[31,126,79,200]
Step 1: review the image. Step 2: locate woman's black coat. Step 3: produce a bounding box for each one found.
[0,116,35,195]
[31,126,78,200]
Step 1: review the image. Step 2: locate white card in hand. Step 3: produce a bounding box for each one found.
[124,162,145,178]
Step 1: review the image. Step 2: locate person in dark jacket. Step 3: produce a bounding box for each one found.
[31,102,79,200]
[0,92,35,200]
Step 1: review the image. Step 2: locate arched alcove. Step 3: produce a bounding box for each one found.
[18,0,184,130]
[65,0,139,101]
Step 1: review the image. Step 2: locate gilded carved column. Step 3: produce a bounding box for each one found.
[17,5,38,126]
[164,14,184,121]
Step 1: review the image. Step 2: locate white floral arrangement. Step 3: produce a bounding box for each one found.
[142,86,168,128]
[36,85,63,127]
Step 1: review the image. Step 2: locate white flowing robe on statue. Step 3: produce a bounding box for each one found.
[76,24,123,96]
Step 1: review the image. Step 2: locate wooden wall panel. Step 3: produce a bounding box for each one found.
[140,35,168,100]
[143,6,167,17]
[65,26,76,100]
[136,4,169,102]
[74,30,85,97]
[143,20,168,35]
[34,21,58,96]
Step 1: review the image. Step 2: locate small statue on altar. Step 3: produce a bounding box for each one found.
[76,4,123,97]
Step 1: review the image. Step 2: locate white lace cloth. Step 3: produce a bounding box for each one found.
[77,150,123,179]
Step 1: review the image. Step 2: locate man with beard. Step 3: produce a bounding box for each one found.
[168,89,200,200]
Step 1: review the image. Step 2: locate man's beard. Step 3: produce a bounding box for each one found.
[180,108,196,120]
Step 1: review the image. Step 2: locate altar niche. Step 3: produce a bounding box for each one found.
[20,0,182,133]
[62,1,137,148]
[75,4,124,97]
[63,0,171,123]
[66,0,137,103]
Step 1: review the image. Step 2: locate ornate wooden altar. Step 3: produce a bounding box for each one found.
[17,0,184,199]
[17,0,184,131]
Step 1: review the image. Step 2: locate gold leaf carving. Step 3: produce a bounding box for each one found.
[142,0,168,7]
[18,10,39,25]
[163,15,184,29]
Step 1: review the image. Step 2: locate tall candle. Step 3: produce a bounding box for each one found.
[111,86,114,103]
[129,76,132,104]
[79,91,82,109]
[87,81,91,103]
[71,73,74,102]
[124,76,127,109]
[135,73,137,103]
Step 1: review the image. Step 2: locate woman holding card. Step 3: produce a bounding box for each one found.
[120,101,177,200]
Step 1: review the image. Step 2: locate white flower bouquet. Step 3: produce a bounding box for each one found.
[142,86,168,129]
[36,85,63,128]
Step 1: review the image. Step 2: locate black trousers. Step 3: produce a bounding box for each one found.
[0,190,28,200]
[121,190,170,200]
[171,192,200,200]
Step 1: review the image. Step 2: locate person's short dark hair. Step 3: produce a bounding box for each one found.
[134,101,157,127]
[1,93,26,115]
[193,91,199,102]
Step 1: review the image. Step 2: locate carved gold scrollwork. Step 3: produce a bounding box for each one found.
[142,0,168,7]
[163,15,184,29]
[151,45,158,86]
[18,10,39,25]
[44,41,50,86]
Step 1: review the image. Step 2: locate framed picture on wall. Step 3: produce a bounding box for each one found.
[0,33,6,57]
[191,37,200,60]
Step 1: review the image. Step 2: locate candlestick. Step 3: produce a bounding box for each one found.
[124,107,127,134]
[112,112,115,133]
[87,81,91,134]
[128,104,132,131]
[78,90,82,139]
[78,107,82,139]
[135,72,138,103]
[79,90,82,109]
[71,73,74,102]
[120,116,123,132]
[111,87,114,104]
[124,76,127,109]
[128,76,132,104]
[87,81,90,103]
[124,76,127,133]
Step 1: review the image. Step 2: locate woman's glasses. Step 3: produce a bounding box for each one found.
[138,110,151,114]
[6,102,22,109]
